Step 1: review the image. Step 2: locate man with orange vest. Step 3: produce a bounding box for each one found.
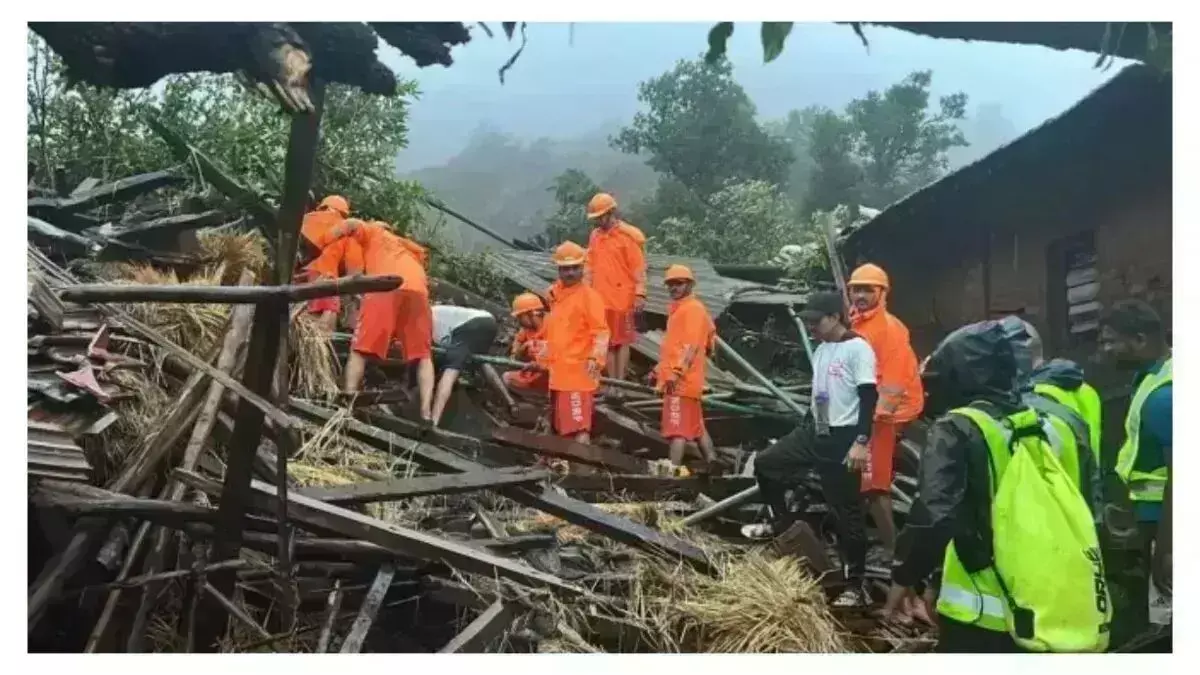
[543,241,609,444]
[299,195,361,331]
[303,218,435,421]
[847,263,924,558]
[584,192,647,384]
[504,292,550,395]
[654,264,717,475]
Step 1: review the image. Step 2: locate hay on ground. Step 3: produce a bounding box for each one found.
[288,308,340,399]
[198,229,268,284]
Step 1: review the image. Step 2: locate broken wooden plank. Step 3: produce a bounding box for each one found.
[296,467,549,505]
[58,274,401,304]
[33,492,280,534]
[338,564,396,653]
[291,400,715,574]
[203,581,271,640]
[108,209,226,240]
[437,600,517,653]
[26,168,185,220]
[491,426,645,473]
[28,215,99,255]
[174,469,584,596]
[552,474,756,499]
[678,485,762,527]
[315,580,344,653]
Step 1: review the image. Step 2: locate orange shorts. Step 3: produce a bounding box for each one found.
[395,289,433,363]
[503,369,549,393]
[660,395,705,441]
[861,421,905,493]
[352,288,402,360]
[605,308,636,347]
[552,390,594,436]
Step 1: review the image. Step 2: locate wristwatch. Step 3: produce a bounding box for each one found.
[855,435,870,446]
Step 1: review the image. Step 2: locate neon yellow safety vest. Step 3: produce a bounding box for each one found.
[1115,358,1172,503]
[1033,381,1102,458]
[936,406,1081,632]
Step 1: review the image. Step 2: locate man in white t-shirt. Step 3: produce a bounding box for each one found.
[429,304,499,427]
[744,291,878,608]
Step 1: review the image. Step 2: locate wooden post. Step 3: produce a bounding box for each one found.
[194,79,326,651]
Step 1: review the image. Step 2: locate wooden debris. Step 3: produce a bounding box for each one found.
[339,564,395,653]
[315,580,345,653]
[58,274,402,304]
[492,426,646,473]
[296,467,549,505]
[438,600,517,653]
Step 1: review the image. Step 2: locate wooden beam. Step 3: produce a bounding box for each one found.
[175,469,583,596]
[437,600,517,653]
[295,467,549,505]
[58,274,401,304]
[108,209,226,240]
[552,474,756,499]
[26,168,186,220]
[290,400,715,574]
[491,426,646,473]
[315,580,344,653]
[338,564,394,653]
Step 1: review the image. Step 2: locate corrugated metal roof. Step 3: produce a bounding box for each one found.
[489,250,807,318]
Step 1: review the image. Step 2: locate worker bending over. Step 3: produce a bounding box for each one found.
[504,293,549,395]
[429,304,500,427]
[1099,300,1172,642]
[884,320,1106,652]
[847,263,924,559]
[299,195,361,331]
[543,242,609,444]
[303,218,434,419]
[654,265,717,475]
[745,292,876,608]
[584,192,647,384]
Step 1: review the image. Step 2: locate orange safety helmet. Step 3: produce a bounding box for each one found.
[318,195,350,217]
[552,241,587,267]
[586,192,617,220]
[848,263,890,290]
[511,292,545,317]
[663,264,695,283]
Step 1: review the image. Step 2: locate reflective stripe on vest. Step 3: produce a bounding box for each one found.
[1033,381,1102,457]
[1115,358,1172,503]
[935,405,1079,633]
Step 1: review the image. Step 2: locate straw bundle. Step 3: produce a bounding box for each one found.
[105,263,231,355]
[288,308,340,399]
[198,230,268,285]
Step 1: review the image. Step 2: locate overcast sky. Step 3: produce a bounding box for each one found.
[382,22,1122,172]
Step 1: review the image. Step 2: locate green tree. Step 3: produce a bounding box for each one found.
[27,31,427,233]
[611,56,794,201]
[798,70,967,214]
[652,179,797,265]
[541,168,600,246]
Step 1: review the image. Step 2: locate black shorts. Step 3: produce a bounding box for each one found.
[440,316,499,371]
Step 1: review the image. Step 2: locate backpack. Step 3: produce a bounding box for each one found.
[985,410,1113,652]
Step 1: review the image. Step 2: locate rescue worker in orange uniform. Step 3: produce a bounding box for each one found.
[299,195,361,331]
[654,264,717,475]
[303,218,435,421]
[543,241,609,444]
[847,263,924,559]
[584,192,647,384]
[504,292,550,396]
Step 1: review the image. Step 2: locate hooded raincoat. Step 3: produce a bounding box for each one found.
[849,270,924,423]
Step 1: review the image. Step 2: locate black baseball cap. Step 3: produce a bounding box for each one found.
[797,291,846,321]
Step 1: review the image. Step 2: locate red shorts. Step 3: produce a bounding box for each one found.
[306,295,340,315]
[660,395,705,441]
[861,421,905,493]
[605,308,636,347]
[552,390,594,436]
[503,369,549,393]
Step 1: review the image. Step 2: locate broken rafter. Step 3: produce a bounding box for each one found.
[438,599,518,653]
[338,564,395,653]
[27,168,186,221]
[59,274,402,304]
[491,426,646,473]
[296,467,549,505]
[290,400,716,574]
[105,209,228,240]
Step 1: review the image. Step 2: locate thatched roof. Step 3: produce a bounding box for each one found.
[861,22,1171,64]
[843,64,1171,251]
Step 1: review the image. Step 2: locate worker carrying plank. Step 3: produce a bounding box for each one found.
[428,304,500,428]
[300,217,434,421]
[584,192,647,385]
[847,263,924,559]
[651,264,717,476]
[504,292,549,395]
[542,241,609,444]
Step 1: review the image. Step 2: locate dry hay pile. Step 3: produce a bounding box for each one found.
[198,230,268,284]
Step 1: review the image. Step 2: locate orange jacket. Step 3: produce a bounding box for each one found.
[511,325,547,365]
[314,221,427,295]
[850,291,924,423]
[585,221,647,312]
[543,280,609,392]
[656,295,716,399]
